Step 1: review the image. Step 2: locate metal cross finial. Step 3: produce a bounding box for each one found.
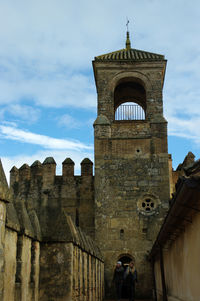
[125,18,131,49]
[126,18,130,32]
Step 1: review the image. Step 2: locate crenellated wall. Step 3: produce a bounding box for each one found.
[1,155,41,301]
[0,158,104,301]
[10,157,95,239]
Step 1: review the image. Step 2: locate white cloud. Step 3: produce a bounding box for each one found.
[0,0,199,162]
[0,104,40,123]
[0,1,199,111]
[168,115,200,146]
[58,114,81,129]
[1,0,194,111]
[0,124,92,150]
[1,121,18,128]
[0,71,96,109]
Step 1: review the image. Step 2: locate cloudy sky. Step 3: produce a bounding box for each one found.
[0,0,200,180]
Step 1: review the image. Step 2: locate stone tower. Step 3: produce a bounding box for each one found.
[93,32,170,299]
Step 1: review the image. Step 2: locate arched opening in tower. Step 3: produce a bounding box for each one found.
[118,254,135,298]
[114,80,146,121]
[115,101,145,120]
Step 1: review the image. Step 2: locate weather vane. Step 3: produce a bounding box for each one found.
[126,18,130,32]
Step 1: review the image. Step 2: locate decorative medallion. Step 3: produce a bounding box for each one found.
[137,193,160,216]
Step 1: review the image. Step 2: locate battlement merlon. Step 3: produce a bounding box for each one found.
[81,158,93,176]
[62,158,75,178]
[10,157,94,185]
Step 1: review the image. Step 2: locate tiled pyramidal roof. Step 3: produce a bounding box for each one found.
[95,48,165,61]
[94,32,165,62]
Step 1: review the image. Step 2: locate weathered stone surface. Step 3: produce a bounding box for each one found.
[0,160,10,202]
[0,152,104,301]
[3,229,17,301]
[28,210,42,241]
[10,159,95,239]
[43,157,56,165]
[14,200,35,238]
[39,233,103,301]
[93,47,170,299]
[6,201,20,232]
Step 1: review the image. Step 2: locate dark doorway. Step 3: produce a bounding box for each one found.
[118,255,134,299]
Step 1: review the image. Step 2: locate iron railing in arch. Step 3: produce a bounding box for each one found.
[115,104,145,121]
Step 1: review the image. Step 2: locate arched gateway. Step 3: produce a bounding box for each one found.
[93,31,170,299]
[118,254,135,298]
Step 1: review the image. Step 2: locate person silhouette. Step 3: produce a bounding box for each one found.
[112,261,124,301]
[124,261,138,301]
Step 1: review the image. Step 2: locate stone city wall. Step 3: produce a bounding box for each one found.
[39,214,104,301]
[10,157,95,239]
[0,203,41,301]
[0,159,104,301]
[39,243,104,301]
[0,166,41,301]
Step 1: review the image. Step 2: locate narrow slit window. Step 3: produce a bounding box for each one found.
[120,229,124,239]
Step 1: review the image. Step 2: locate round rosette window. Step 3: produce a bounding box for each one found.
[137,194,160,216]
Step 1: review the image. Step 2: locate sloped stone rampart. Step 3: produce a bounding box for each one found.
[39,214,104,301]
